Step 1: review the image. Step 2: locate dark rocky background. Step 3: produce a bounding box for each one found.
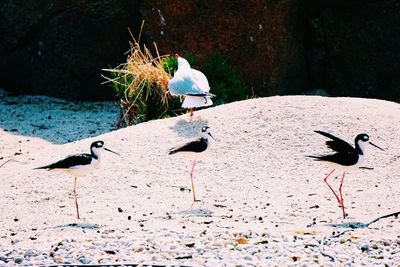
[0,0,399,101]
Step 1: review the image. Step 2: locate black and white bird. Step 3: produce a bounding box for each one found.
[168,126,215,202]
[35,141,120,219]
[308,130,384,218]
[168,54,215,119]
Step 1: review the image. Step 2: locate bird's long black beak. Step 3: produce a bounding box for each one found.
[104,147,121,155]
[208,133,216,141]
[369,141,385,151]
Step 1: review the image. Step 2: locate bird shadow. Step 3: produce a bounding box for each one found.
[53,223,100,229]
[329,211,400,229]
[329,221,369,229]
[0,94,118,144]
[177,208,213,217]
[169,118,209,139]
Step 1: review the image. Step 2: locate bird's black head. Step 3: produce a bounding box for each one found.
[201,126,210,133]
[356,134,369,143]
[356,133,385,151]
[91,141,104,148]
[201,125,215,141]
[90,140,120,158]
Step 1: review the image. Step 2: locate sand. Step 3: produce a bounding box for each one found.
[0,94,399,266]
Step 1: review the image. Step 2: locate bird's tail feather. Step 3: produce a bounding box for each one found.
[306,155,322,160]
[34,165,51,170]
[168,148,177,155]
[186,92,216,97]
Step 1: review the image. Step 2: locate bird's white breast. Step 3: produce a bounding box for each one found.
[326,154,364,171]
[173,150,209,160]
[63,159,101,177]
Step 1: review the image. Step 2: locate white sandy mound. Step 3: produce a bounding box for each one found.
[1,96,399,266]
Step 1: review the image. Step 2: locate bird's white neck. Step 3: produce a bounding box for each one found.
[201,133,214,145]
[91,147,103,160]
[356,140,366,156]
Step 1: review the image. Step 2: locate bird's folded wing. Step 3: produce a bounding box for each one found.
[169,139,207,154]
[191,69,210,92]
[168,76,205,95]
[35,154,92,169]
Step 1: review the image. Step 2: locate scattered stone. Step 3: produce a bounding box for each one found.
[292,256,301,261]
[23,250,35,258]
[361,244,370,253]
[54,256,63,264]
[79,256,92,264]
[175,254,192,260]
[133,247,144,253]
[14,257,23,264]
[185,243,195,248]
[244,255,253,261]
[237,237,248,245]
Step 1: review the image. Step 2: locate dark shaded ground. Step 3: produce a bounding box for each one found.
[0,92,119,144]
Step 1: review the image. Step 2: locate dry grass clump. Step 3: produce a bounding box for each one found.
[102,23,175,127]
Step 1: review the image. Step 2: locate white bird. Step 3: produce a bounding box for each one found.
[168,126,215,202]
[168,54,215,119]
[35,141,120,219]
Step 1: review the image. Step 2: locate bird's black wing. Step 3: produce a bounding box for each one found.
[168,138,208,154]
[314,130,354,153]
[35,154,92,170]
[307,153,358,166]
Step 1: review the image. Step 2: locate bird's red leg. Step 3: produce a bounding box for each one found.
[73,177,80,219]
[73,177,77,194]
[190,160,199,202]
[338,171,347,219]
[189,108,193,120]
[323,169,342,205]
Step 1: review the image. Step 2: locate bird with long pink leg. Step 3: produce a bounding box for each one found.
[35,141,120,219]
[168,126,215,202]
[308,131,384,219]
[168,54,215,120]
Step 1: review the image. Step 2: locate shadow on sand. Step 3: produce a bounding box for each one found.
[0,95,119,144]
[53,223,100,229]
[169,118,209,139]
[177,208,213,217]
